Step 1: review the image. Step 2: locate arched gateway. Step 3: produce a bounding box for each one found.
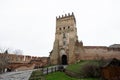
[61,55,67,65]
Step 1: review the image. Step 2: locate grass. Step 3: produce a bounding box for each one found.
[29,70,99,80]
[29,70,45,80]
[29,60,101,80]
[66,60,100,73]
[45,71,98,80]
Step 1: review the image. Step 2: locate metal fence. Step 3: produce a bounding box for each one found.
[29,65,65,80]
[41,66,59,75]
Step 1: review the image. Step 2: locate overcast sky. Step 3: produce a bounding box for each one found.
[0,0,120,57]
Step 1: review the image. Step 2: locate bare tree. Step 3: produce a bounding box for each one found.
[0,48,11,73]
[0,47,13,54]
[0,47,7,53]
[0,48,23,73]
[0,53,9,73]
[13,49,23,55]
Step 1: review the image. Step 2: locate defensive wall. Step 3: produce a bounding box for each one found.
[0,53,49,71]
[80,46,120,60]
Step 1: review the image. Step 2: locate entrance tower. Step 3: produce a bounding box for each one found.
[50,13,82,65]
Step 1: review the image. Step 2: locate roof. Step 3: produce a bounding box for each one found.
[103,58,120,67]
[109,44,120,48]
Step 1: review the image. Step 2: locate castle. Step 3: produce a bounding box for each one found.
[0,13,120,72]
[49,12,120,65]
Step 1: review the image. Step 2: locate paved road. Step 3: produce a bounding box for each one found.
[0,70,33,80]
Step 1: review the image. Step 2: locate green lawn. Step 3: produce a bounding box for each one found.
[66,60,100,73]
[29,60,101,80]
[29,70,45,80]
[45,71,98,80]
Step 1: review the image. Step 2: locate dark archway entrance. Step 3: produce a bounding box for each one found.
[61,55,68,65]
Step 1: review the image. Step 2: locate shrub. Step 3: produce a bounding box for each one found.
[80,63,100,78]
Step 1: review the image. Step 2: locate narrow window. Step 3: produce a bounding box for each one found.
[63,33,66,38]
[63,41,66,45]
[68,26,70,29]
[59,28,61,30]
[63,27,65,30]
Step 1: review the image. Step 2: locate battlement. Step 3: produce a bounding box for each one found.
[56,12,76,28]
[56,12,76,23]
[84,46,120,51]
[56,12,74,19]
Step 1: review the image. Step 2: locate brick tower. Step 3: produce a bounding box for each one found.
[50,12,83,65]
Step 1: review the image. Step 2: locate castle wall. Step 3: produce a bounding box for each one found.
[80,46,120,60]
[15,64,35,71]
[0,53,47,63]
[7,63,35,71]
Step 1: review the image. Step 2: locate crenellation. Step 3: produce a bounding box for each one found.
[56,12,75,20]
[0,53,48,64]
[65,14,67,17]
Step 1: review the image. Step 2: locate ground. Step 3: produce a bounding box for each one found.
[66,60,100,73]
[45,71,98,80]
[0,70,33,80]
